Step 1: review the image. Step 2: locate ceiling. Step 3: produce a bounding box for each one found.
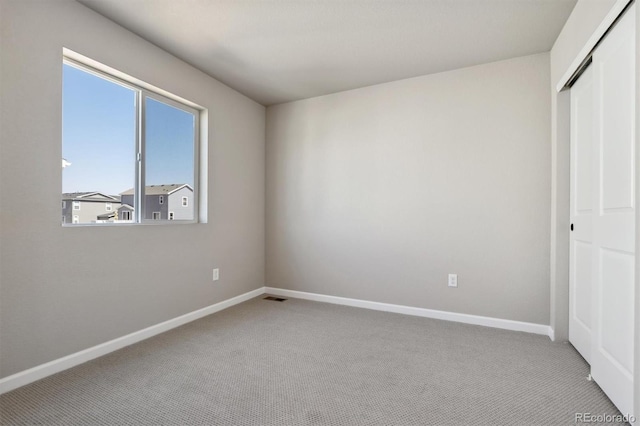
[78,0,577,106]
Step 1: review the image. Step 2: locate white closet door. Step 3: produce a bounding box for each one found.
[591,4,635,417]
[569,65,594,363]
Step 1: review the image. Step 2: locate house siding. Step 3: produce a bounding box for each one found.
[145,195,167,220]
[118,187,194,220]
[62,200,120,224]
[168,187,193,221]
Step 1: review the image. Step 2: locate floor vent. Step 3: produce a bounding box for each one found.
[263,296,287,302]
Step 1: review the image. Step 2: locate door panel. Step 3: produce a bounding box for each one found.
[599,248,634,373]
[573,241,592,328]
[600,24,635,211]
[569,64,594,363]
[590,4,635,417]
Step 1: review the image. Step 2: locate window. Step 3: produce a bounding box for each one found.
[168,212,174,220]
[182,196,188,207]
[62,201,66,209]
[62,56,200,225]
[72,215,79,224]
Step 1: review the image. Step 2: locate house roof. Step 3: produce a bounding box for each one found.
[120,184,193,196]
[96,211,116,220]
[62,192,120,202]
[118,204,134,211]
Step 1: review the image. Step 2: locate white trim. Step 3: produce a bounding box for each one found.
[265,287,553,338]
[0,287,263,395]
[167,184,193,196]
[0,286,555,395]
[555,0,632,92]
[63,48,203,111]
[76,192,118,200]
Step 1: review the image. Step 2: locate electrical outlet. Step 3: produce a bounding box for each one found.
[212,268,219,281]
[448,274,458,288]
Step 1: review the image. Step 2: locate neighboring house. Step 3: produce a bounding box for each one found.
[116,204,134,222]
[61,192,121,224]
[119,184,194,221]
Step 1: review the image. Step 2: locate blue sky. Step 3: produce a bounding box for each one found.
[62,64,194,195]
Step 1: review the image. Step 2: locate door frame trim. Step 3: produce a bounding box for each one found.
[556,0,633,92]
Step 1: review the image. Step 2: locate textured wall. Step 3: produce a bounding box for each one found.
[0,0,265,378]
[266,54,551,325]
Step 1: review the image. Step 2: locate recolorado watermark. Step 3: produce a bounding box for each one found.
[575,412,635,424]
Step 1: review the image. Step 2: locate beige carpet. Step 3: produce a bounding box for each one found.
[0,296,623,425]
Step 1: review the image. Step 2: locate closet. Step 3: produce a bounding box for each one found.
[569,3,636,418]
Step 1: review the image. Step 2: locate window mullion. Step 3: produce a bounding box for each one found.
[136,90,145,223]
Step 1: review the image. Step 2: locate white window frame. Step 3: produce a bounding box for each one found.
[182,196,188,207]
[72,201,80,210]
[159,196,164,205]
[62,201,66,209]
[62,54,201,226]
[121,211,131,221]
[105,202,112,211]
[72,215,79,224]
[168,211,174,220]
[152,211,161,220]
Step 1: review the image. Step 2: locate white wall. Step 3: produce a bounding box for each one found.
[0,0,265,378]
[266,54,551,325]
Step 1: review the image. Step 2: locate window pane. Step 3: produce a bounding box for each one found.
[144,97,195,221]
[62,64,136,224]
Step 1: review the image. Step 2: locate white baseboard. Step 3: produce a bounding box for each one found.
[548,327,555,342]
[0,287,264,395]
[1,285,554,395]
[265,287,554,338]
